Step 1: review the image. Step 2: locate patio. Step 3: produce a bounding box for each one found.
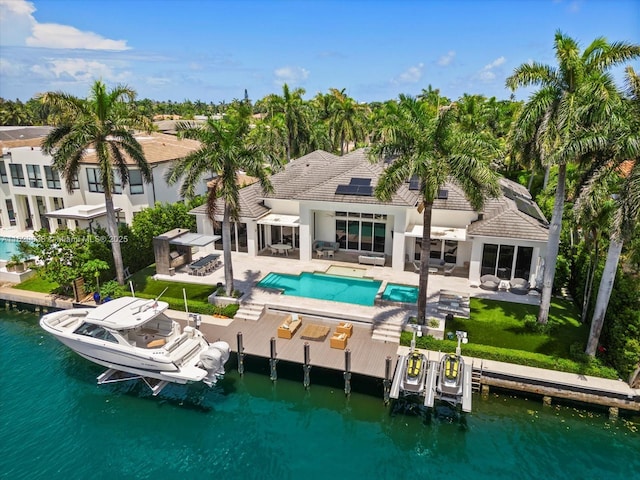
[153,247,542,327]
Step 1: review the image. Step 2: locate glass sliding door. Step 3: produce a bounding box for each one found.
[361,221,373,251]
[514,246,533,279]
[481,244,498,276]
[497,245,515,279]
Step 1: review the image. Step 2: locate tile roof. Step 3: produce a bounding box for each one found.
[1,130,201,164]
[467,183,549,241]
[190,148,549,242]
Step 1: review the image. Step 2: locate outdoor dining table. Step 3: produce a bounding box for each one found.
[271,244,293,256]
[189,253,220,269]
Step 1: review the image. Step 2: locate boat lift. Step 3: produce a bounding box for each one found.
[96,368,171,396]
[390,328,473,412]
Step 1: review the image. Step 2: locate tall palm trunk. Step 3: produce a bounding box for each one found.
[416,202,433,324]
[585,238,623,356]
[222,204,235,297]
[538,163,567,324]
[105,195,125,285]
[580,234,599,324]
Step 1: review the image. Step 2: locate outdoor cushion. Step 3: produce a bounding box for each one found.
[480,274,500,291]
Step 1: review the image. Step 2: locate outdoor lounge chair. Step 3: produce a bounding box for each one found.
[444,263,457,276]
[510,278,530,295]
[480,274,500,291]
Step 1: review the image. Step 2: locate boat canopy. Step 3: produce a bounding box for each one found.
[86,297,169,329]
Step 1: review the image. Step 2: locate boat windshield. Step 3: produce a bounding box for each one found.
[74,323,118,343]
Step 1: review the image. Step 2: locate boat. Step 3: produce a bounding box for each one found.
[401,351,427,394]
[39,296,230,387]
[436,353,464,399]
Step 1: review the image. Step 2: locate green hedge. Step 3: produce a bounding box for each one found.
[135,292,239,318]
[402,332,619,379]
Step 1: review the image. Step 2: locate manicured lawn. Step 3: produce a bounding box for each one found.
[129,266,213,303]
[13,275,60,294]
[14,265,214,304]
[444,297,588,358]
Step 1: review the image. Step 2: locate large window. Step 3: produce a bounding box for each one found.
[0,161,8,183]
[481,243,533,280]
[335,212,386,253]
[87,168,104,192]
[9,164,25,187]
[26,164,43,188]
[129,169,144,194]
[44,166,61,189]
[213,222,248,252]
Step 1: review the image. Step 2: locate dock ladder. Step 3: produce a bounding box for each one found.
[471,360,483,393]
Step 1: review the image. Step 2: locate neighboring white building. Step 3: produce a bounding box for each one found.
[190,149,549,287]
[0,126,204,232]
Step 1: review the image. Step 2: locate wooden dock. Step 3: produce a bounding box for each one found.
[193,311,399,379]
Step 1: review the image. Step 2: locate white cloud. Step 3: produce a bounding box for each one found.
[30,58,130,82]
[0,0,130,50]
[274,66,309,85]
[0,57,23,76]
[478,56,506,81]
[393,63,424,84]
[438,51,456,66]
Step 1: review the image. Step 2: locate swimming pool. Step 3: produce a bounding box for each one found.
[381,283,419,304]
[0,238,30,261]
[257,272,382,306]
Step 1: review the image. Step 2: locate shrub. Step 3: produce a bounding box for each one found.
[401,332,619,379]
[523,314,556,334]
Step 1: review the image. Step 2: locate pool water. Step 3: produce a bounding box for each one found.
[257,272,382,306]
[382,283,419,303]
[0,237,29,261]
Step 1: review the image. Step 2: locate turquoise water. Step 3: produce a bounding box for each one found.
[0,237,28,260]
[382,283,418,303]
[1,309,639,480]
[257,272,382,306]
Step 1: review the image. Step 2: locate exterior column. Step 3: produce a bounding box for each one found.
[298,206,311,262]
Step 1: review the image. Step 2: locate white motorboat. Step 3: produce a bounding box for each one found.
[40,296,230,387]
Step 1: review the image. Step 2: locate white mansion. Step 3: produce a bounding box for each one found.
[191,149,549,286]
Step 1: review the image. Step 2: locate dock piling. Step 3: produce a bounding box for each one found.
[303,342,311,389]
[237,332,245,375]
[269,337,278,381]
[344,349,352,396]
[383,356,392,404]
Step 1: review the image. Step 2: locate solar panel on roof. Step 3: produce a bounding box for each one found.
[515,197,546,222]
[335,184,373,196]
[349,177,371,186]
[408,177,420,190]
[437,189,448,199]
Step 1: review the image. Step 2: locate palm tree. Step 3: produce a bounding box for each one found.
[328,89,368,155]
[261,84,310,162]
[165,104,275,297]
[40,80,152,285]
[576,66,640,355]
[370,95,500,324]
[506,31,640,324]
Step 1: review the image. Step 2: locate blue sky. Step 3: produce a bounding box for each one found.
[1,0,638,104]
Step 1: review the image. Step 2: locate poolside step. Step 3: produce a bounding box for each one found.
[235,303,265,322]
[371,321,403,343]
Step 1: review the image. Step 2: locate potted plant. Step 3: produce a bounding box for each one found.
[9,253,25,272]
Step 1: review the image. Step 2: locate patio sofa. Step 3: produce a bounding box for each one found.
[510,278,530,295]
[277,314,302,339]
[358,254,385,266]
[313,240,339,252]
[479,274,500,291]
